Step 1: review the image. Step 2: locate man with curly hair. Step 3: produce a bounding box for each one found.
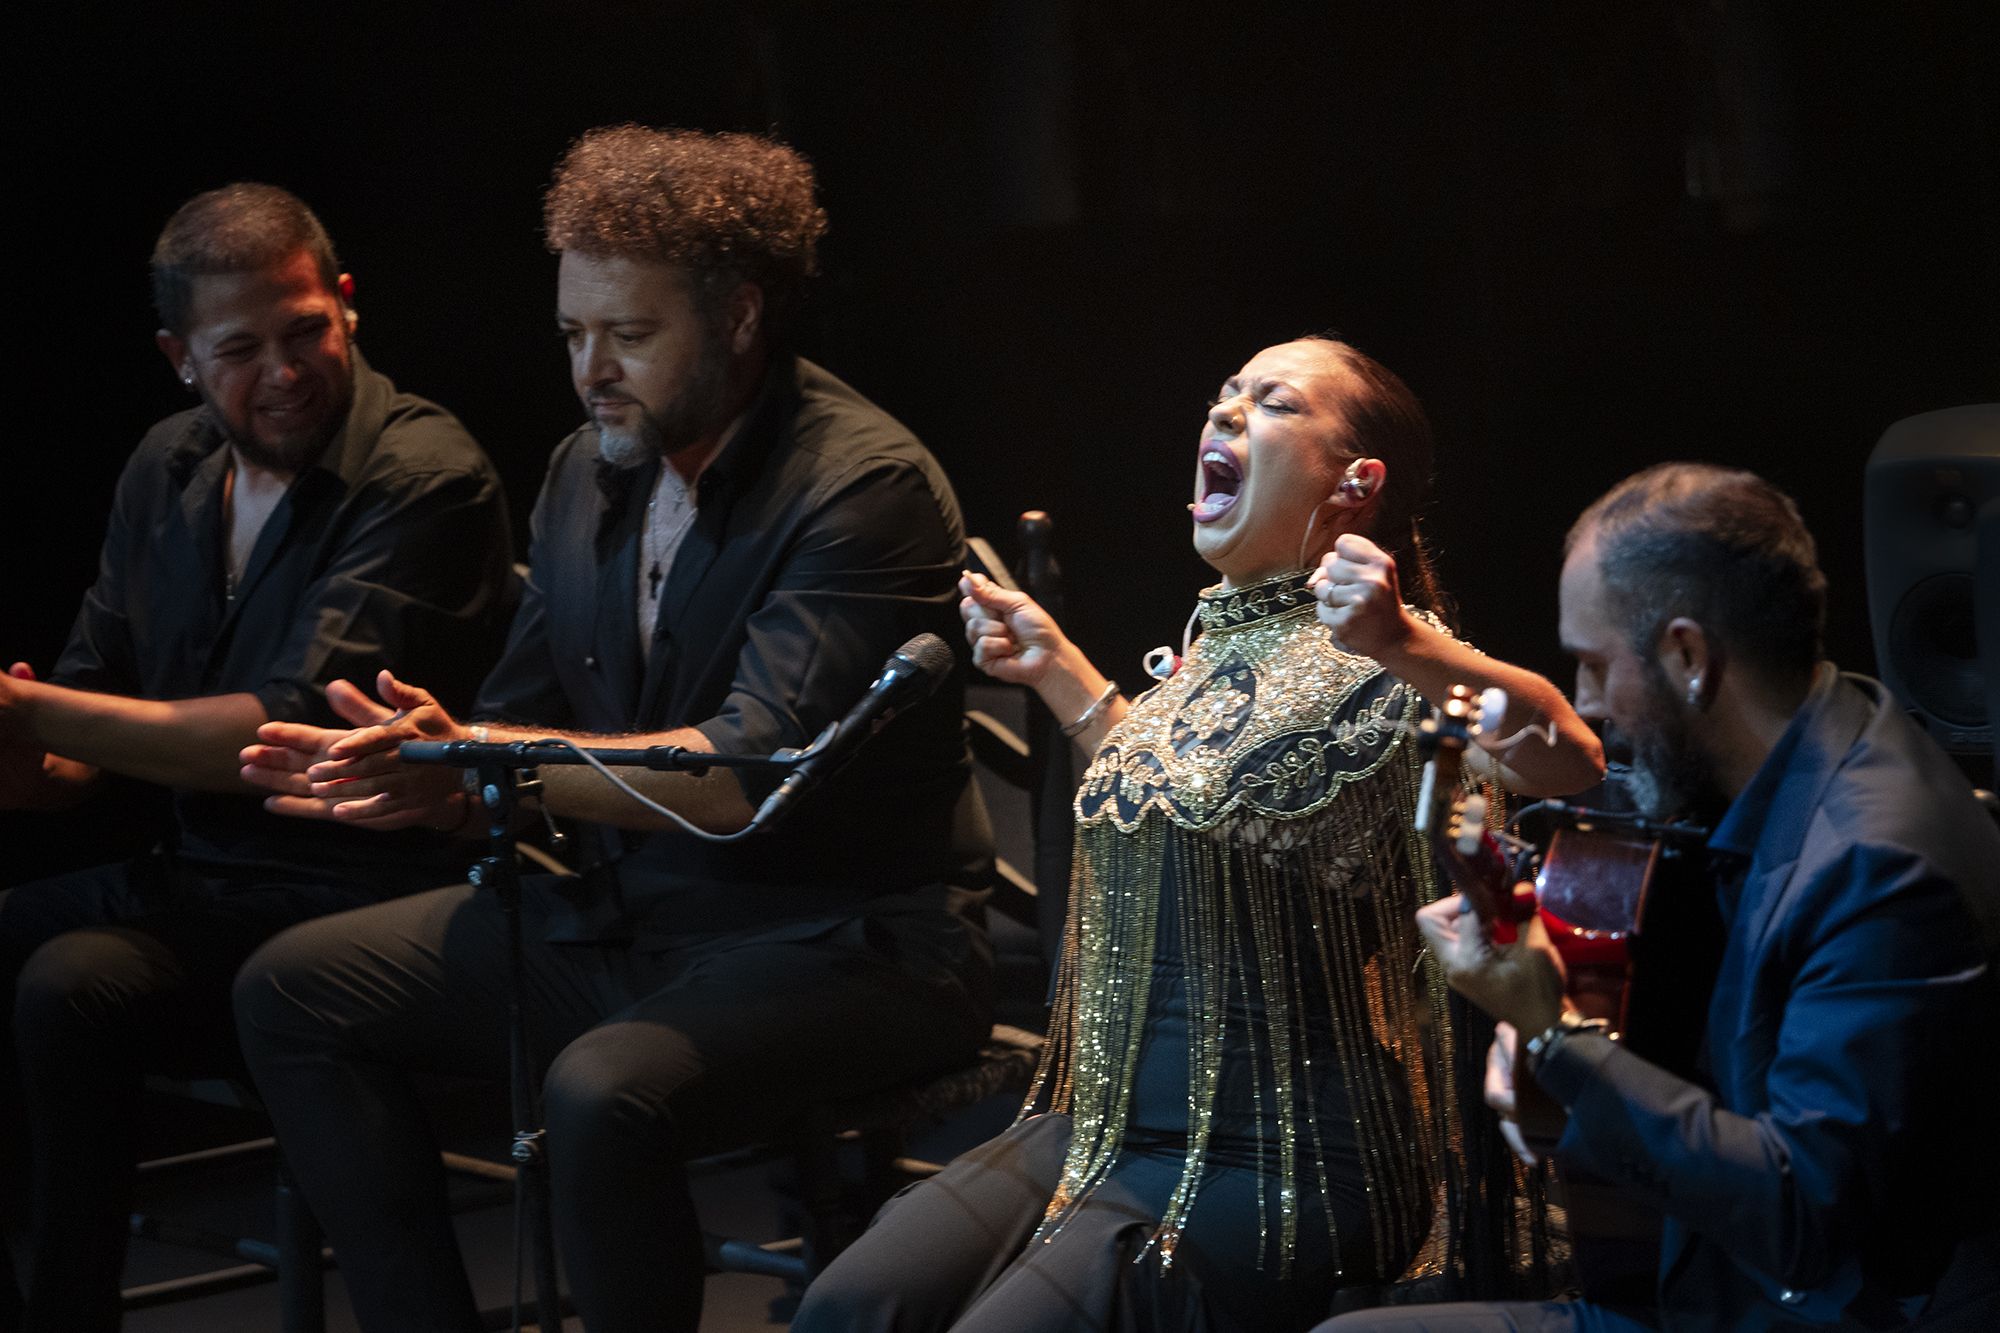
[0,183,514,1330]
[233,127,992,1331]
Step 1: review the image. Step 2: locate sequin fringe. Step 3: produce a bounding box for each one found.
[1021,571,1473,1283]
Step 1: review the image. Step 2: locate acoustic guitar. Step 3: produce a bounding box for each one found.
[1416,686,1718,1302]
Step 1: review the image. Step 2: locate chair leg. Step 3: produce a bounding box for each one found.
[794,1129,849,1276]
[274,1166,326,1333]
[857,1126,905,1215]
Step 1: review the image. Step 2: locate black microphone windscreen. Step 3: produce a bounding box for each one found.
[893,633,955,690]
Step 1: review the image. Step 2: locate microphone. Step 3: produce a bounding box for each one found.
[751,633,956,829]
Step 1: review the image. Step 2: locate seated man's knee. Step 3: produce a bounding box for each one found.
[542,1023,700,1158]
[14,928,160,1050]
[791,1263,891,1332]
[231,919,346,1064]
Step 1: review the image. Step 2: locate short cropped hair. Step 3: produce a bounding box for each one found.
[151,184,341,335]
[543,126,828,341]
[1568,462,1826,682]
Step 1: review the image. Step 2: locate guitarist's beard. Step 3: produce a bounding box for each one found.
[1619,664,1725,823]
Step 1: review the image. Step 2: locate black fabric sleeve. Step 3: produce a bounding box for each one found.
[693,456,960,788]
[253,465,512,724]
[1540,844,1989,1295]
[50,448,151,695]
[472,454,577,728]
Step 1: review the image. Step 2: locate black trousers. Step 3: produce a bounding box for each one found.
[232,878,991,1333]
[1312,1304,1659,1332]
[0,858,381,1333]
[795,1114,1387,1333]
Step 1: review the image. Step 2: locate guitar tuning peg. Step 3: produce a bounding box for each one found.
[1455,792,1489,855]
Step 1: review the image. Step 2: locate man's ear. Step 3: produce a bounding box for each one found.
[727,281,765,356]
[338,272,359,336]
[157,330,193,387]
[1657,616,1716,706]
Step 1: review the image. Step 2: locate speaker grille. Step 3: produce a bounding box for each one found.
[1888,573,1985,727]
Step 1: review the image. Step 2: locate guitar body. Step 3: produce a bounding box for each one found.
[1528,817,1723,1304]
[1535,827,1653,1028]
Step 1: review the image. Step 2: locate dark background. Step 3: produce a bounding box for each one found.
[10,0,1996,718]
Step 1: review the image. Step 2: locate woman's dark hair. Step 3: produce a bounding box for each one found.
[1301,336,1448,618]
[150,184,341,336]
[1567,462,1825,683]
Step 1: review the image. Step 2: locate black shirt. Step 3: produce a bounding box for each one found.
[476,356,985,944]
[54,351,516,888]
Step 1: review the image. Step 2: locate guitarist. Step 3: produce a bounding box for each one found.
[1326,463,2000,1331]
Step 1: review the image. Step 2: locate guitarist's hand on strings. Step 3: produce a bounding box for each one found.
[1421,894,1570,1163]
[1422,894,1592,1162]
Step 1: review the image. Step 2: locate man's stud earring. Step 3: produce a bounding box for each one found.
[1686,675,1703,706]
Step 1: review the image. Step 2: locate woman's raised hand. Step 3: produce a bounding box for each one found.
[1308,533,1415,660]
[959,571,1067,688]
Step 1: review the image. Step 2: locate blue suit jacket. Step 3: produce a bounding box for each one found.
[1538,670,2000,1330]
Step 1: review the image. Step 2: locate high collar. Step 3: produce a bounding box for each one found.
[1196,568,1319,632]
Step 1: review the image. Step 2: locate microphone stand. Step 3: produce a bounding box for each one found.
[412,740,799,1333]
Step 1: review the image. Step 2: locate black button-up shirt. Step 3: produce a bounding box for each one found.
[54,351,515,888]
[476,356,986,945]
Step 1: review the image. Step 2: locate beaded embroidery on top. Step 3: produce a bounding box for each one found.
[1025,569,1465,1283]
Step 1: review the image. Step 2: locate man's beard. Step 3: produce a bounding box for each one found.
[223,413,342,473]
[1619,663,1722,822]
[208,358,353,474]
[596,330,733,470]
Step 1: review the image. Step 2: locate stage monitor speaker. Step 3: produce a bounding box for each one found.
[1864,404,2000,776]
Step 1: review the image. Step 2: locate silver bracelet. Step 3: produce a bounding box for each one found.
[1059,681,1121,738]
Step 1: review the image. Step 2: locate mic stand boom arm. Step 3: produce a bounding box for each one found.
[401,736,806,775]
[404,733,827,843]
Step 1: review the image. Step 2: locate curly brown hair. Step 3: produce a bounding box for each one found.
[544,125,828,341]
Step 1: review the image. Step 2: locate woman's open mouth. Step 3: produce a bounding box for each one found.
[1191,447,1242,522]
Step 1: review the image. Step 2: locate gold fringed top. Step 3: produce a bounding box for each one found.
[1026,569,1462,1282]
